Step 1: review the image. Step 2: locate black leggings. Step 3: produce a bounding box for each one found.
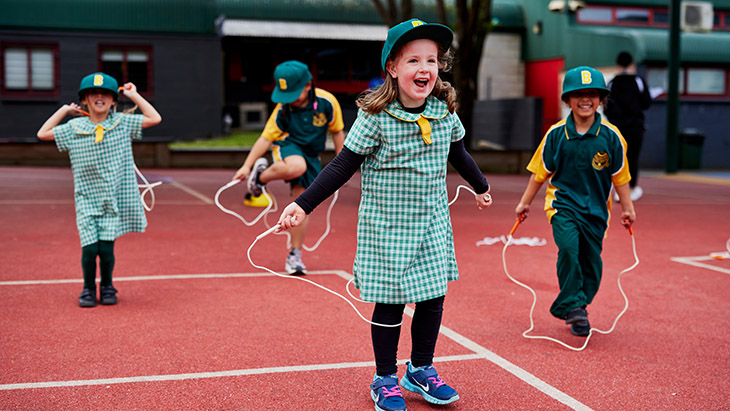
[371,295,445,376]
[81,240,115,289]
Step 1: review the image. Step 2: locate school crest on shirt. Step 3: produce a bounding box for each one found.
[312,112,327,127]
[592,152,609,170]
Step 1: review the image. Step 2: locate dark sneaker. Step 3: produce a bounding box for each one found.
[247,157,268,197]
[99,285,118,305]
[565,307,588,324]
[79,288,97,307]
[370,374,406,411]
[285,248,307,275]
[400,362,459,405]
[571,320,591,337]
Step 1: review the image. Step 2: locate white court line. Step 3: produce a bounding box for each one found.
[0,354,483,391]
[670,256,730,275]
[1,270,591,410]
[0,270,340,286]
[170,180,214,204]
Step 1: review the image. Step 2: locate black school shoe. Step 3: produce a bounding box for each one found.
[565,307,588,324]
[99,285,118,305]
[79,288,97,307]
[571,320,591,337]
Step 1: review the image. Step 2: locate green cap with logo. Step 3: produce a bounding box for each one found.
[381,19,453,70]
[561,66,610,99]
[78,72,119,99]
[271,60,312,104]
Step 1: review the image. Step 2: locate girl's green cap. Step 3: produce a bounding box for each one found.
[381,19,453,70]
[78,73,119,98]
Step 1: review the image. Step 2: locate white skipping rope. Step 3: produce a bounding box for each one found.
[503,216,639,351]
[225,183,484,328]
[134,163,162,212]
[214,179,338,252]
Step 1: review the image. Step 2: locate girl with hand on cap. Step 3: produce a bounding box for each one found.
[37,73,161,307]
[276,19,492,411]
[233,60,345,276]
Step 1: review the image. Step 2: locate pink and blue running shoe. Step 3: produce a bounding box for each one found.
[370,374,406,411]
[400,362,459,405]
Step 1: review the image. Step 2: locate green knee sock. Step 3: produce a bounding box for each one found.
[81,243,99,289]
[98,240,115,287]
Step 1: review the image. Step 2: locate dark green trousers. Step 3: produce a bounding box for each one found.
[549,210,604,319]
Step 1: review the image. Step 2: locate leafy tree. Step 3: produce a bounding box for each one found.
[371,0,493,149]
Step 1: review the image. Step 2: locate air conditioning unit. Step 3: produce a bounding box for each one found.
[680,1,713,33]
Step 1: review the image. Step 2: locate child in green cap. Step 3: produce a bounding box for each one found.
[515,66,636,337]
[233,60,345,275]
[37,72,162,307]
[276,19,492,411]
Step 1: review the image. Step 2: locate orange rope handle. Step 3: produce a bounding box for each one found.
[510,213,527,236]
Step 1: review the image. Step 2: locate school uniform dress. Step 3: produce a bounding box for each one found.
[53,112,146,247]
[261,88,344,188]
[345,96,465,304]
[527,112,631,318]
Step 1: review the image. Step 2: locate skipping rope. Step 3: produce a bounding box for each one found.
[503,214,639,351]
[216,182,489,328]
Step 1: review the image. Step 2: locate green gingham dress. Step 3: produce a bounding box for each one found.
[345,96,465,304]
[53,113,146,247]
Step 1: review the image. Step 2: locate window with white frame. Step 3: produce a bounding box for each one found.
[647,66,728,98]
[100,46,151,94]
[2,44,57,96]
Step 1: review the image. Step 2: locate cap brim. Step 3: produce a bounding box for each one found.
[271,86,305,104]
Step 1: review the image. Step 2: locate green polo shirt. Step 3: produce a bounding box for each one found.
[527,112,631,227]
[261,88,344,156]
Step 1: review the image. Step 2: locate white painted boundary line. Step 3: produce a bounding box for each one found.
[670,256,730,275]
[1,269,591,410]
[0,270,338,286]
[0,354,483,391]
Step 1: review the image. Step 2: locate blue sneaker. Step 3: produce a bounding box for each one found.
[370,374,406,411]
[400,362,459,405]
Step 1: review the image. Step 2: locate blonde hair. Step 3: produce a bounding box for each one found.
[357,46,458,114]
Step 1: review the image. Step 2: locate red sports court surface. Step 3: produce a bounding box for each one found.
[1,166,729,410]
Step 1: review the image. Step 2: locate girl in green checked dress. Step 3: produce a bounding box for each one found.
[276,20,491,411]
[37,73,162,308]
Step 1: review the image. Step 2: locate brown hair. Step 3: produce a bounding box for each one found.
[357,44,458,114]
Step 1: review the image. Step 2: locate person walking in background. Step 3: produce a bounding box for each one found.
[605,51,652,201]
[233,61,345,275]
[515,66,636,337]
[37,73,162,307]
[276,19,492,411]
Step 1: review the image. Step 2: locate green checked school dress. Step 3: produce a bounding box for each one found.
[345,96,464,304]
[53,112,146,247]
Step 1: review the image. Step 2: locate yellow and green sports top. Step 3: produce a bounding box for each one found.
[527,111,631,226]
[260,88,343,156]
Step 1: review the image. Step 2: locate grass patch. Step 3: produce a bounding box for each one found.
[169,130,261,149]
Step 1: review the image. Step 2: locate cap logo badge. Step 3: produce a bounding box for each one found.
[581,70,592,85]
[93,74,104,86]
[279,78,287,90]
[412,20,424,27]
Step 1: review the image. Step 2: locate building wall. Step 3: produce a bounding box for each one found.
[0,30,221,142]
[477,33,524,100]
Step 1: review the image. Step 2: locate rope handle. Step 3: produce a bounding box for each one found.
[510,213,527,237]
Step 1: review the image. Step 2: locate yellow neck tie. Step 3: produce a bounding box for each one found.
[94,124,105,143]
[416,116,432,145]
